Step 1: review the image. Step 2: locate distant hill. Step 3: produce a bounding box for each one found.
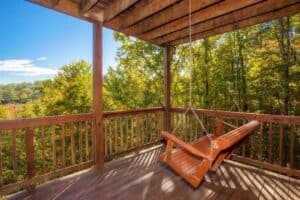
[0,81,43,105]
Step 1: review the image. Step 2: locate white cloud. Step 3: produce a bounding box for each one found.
[36,57,48,61]
[0,59,57,76]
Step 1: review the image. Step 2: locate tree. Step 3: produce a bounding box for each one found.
[40,60,93,115]
[104,32,164,110]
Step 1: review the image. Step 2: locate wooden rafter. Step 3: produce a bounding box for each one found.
[136,0,264,39]
[50,0,60,7]
[27,0,300,46]
[117,0,222,36]
[169,3,300,45]
[104,0,140,22]
[117,0,181,29]
[28,0,97,22]
[81,0,100,14]
[153,0,299,45]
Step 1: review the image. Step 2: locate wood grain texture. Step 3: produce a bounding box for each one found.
[93,22,104,170]
[8,146,300,200]
[27,0,299,46]
[164,46,172,132]
[150,0,299,44]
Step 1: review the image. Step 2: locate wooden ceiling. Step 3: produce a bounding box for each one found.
[28,0,300,47]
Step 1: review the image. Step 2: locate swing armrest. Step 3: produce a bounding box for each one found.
[220,120,238,129]
[162,131,211,160]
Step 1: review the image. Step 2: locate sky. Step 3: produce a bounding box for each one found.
[0,0,119,84]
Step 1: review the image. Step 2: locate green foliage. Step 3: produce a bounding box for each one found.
[0,105,9,119]
[0,82,42,104]
[104,32,164,110]
[40,60,93,115]
[0,15,299,117]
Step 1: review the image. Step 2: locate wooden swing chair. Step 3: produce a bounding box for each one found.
[160,119,260,188]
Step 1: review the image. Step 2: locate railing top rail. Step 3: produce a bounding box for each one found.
[0,107,165,130]
[103,107,164,117]
[171,107,300,125]
[0,113,94,130]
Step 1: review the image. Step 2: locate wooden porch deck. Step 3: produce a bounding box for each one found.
[9,145,300,200]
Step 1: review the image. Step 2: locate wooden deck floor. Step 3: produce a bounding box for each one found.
[9,145,300,200]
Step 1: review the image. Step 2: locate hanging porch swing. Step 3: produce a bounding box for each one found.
[159,0,260,188]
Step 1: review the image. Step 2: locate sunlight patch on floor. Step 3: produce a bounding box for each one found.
[161,176,175,193]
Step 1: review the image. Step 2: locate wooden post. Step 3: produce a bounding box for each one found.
[163,46,172,132]
[93,22,104,170]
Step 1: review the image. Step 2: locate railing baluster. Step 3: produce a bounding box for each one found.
[109,121,112,156]
[71,123,75,165]
[91,121,95,161]
[61,124,66,168]
[126,117,129,150]
[131,117,134,148]
[290,125,295,168]
[12,129,17,182]
[51,126,56,169]
[136,115,140,148]
[160,112,164,139]
[104,122,108,157]
[148,114,152,143]
[85,121,89,161]
[279,124,283,166]
[259,122,263,161]
[41,126,46,172]
[0,136,3,187]
[114,118,118,153]
[79,122,83,163]
[120,118,124,151]
[250,130,254,159]
[141,115,145,145]
[269,122,273,163]
[25,127,35,191]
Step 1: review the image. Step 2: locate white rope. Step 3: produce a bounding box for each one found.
[171,0,214,161]
[188,0,193,108]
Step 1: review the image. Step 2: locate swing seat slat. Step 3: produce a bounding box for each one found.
[160,120,260,188]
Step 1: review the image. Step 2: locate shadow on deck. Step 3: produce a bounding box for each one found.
[9,145,300,200]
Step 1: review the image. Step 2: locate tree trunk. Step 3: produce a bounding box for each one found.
[277,17,291,115]
[203,39,210,109]
[237,31,249,112]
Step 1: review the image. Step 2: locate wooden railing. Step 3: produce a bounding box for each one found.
[171,107,300,178]
[0,107,164,195]
[0,113,95,194]
[0,106,298,195]
[103,107,164,159]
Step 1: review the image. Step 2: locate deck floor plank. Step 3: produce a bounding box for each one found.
[8,146,300,200]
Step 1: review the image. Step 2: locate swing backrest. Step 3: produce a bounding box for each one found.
[214,120,260,151]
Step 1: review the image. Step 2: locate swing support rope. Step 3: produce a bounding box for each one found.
[171,0,215,161]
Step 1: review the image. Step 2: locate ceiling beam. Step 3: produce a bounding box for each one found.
[168,3,300,46]
[135,0,264,39]
[51,0,60,8]
[153,0,299,45]
[81,0,100,15]
[104,0,140,22]
[27,0,98,23]
[119,0,181,29]
[118,0,222,36]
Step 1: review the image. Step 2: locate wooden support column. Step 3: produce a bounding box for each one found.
[163,46,172,132]
[93,22,104,170]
